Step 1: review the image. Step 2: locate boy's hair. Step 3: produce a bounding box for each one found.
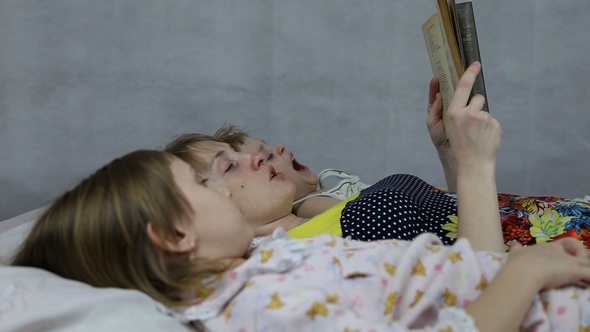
[11,150,227,307]
[212,124,250,151]
[164,124,250,175]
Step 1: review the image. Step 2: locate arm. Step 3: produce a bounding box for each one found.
[466,238,590,332]
[444,62,504,252]
[426,78,457,192]
[294,196,339,219]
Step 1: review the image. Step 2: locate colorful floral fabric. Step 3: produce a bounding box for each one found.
[499,194,590,248]
[441,194,590,249]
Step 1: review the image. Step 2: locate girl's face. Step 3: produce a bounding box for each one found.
[193,141,297,235]
[239,136,318,200]
[170,157,254,260]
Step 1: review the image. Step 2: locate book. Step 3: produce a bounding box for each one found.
[422,0,489,113]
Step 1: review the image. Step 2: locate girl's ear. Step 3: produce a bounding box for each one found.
[147,222,196,254]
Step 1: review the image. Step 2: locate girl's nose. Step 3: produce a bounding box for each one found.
[251,152,265,169]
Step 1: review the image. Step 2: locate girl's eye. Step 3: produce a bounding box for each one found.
[267,153,274,161]
[225,162,236,173]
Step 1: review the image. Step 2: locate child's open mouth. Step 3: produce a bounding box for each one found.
[269,166,284,180]
[292,158,308,172]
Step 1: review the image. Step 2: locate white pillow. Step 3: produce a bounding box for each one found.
[0,207,195,331]
[0,266,194,331]
[0,206,46,265]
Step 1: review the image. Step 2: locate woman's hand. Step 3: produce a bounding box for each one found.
[465,238,590,331]
[426,77,451,154]
[443,62,502,170]
[507,238,590,290]
[426,77,457,192]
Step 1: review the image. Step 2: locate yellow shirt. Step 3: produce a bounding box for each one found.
[287,194,359,239]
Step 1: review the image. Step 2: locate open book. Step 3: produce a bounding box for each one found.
[422,0,489,113]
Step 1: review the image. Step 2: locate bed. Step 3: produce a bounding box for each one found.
[0,206,195,331]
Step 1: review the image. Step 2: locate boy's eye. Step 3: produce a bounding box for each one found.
[225,162,236,173]
[267,153,274,161]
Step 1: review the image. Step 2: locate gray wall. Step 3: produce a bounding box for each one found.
[1,0,589,221]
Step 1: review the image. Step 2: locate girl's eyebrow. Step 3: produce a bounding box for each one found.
[201,150,229,182]
[190,167,203,183]
[200,151,223,185]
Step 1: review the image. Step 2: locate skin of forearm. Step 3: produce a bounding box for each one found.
[456,164,504,252]
[296,196,339,219]
[438,149,457,192]
[466,262,540,332]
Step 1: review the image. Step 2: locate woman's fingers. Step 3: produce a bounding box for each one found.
[468,94,486,113]
[428,77,440,106]
[515,241,590,290]
[448,61,482,111]
[509,240,524,250]
[557,237,590,258]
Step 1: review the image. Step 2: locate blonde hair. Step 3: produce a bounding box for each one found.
[164,124,250,176]
[11,150,227,307]
[164,133,224,175]
[213,124,249,151]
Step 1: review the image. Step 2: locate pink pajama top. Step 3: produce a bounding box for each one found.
[170,229,590,331]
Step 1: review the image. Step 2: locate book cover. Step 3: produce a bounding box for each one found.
[422,1,489,113]
[456,2,489,113]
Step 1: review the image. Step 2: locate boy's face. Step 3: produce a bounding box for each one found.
[239,136,319,200]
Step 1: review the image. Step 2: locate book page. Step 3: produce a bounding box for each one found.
[447,0,464,63]
[422,13,459,112]
[436,0,464,78]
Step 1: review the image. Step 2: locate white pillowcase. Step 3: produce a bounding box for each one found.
[0,207,194,331]
[0,206,46,265]
[0,266,194,331]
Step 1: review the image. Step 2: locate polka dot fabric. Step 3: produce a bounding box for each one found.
[340,174,458,244]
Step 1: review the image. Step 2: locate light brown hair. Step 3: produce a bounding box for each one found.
[164,132,224,175]
[164,124,250,175]
[213,124,249,151]
[11,150,226,307]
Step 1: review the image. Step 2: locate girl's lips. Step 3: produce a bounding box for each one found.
[269,166,284,180]
[272,171,285,180]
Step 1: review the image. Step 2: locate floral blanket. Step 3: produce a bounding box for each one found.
[498,194,590,248]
